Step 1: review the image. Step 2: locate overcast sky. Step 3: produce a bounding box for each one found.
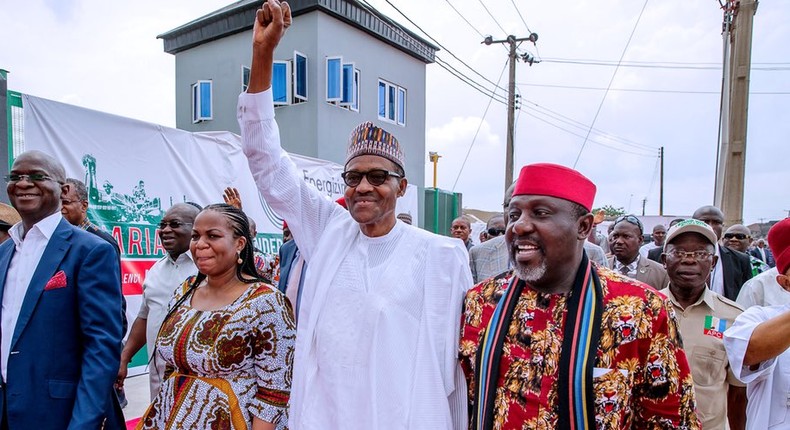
[3,0,788,225]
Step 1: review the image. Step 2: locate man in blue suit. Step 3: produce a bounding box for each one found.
[0,151,123,429]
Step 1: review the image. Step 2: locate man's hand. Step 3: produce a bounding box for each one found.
[115,361,128,389]
[253,0,291,52]
[223,187,243,209]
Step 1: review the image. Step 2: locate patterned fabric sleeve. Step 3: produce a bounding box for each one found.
[633,297,701,429]
[247,286,297,425]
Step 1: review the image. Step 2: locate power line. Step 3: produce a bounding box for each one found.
[574,0,651,168]
[376,0,508,93]
[522,103,656,152]
[474,0,509,36]
[542,57,790,66]
[452,60,510,191]
[509,0,532,34]
[435,56,507,103]
[443,0,485,38]
[523,111,658,158]
[516,82,790,95]
[541,58,790,71]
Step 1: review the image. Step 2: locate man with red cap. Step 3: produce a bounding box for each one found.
[724,217,790,429]
[460,163,699,429]
[236,3,473,428]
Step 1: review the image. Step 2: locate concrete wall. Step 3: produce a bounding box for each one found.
[173,10,427,224]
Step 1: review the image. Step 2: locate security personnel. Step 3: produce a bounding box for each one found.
[659,219,746,430]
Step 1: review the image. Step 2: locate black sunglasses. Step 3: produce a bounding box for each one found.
[341,169,402,187]
[487,227,505,236]
[723,233,748,240]
[4,173,57,184]
[613,215,644,234]
[158,221,193,230]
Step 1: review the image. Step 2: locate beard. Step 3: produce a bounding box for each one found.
[511,256,548,283]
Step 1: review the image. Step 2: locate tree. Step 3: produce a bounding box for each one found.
[593,205,626,219]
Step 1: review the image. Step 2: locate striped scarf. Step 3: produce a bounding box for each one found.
[473,254,603,430]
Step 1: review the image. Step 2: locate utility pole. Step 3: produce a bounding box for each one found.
[659,146,664,216]
[484,33,538,196]
[641,198,647,217]
[718,0,758,225]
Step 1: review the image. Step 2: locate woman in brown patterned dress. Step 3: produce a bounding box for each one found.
[138,204,296,430]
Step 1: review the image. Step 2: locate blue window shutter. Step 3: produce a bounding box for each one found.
[272,62,288,104]
[397,87,406,125]
[341,63,354,105]
[352,69,360,111]
[192,84,199,123]
[326,57,342,101]
[378,81,386,118]
[294,52,308,100]
[387,85,396,121]
[199,81,212,119]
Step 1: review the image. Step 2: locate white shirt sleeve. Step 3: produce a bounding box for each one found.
[237,90,343,263]
[723,305,787,384]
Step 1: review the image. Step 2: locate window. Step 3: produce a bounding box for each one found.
[397,87,406,125]
[191,80,212,123]
[352,69,360,112]
[241,66,250,93]
[326,56,342,102]
[294,51,308,101]
[272,61,292,106]
[377,79,406,126]
[341,63,355,107]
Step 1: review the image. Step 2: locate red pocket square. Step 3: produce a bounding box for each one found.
[44,271,68,291]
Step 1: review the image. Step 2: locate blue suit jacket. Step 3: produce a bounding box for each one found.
[278,239,299,294]
[0,218,123,430]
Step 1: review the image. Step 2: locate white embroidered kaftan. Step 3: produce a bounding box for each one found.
[237,89,472,429]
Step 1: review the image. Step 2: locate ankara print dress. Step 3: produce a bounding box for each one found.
[138,278,296,430]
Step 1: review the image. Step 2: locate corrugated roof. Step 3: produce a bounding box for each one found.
[158,0,438,63]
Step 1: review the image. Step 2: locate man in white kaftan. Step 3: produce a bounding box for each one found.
[236,2,472,428]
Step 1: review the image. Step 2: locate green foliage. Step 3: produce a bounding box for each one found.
[593,205,626,218]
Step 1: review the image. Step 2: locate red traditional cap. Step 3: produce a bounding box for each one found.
[768,218,790,275]
[512,163,597,211]
[282,220,288,230]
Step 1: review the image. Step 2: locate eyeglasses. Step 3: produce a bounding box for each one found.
[613,215,644,234]
[158,221,193,230]
[341,169,402,187]
[487,227,505,236]
[5,173,56,184]
[723,233,748,240]
[665,250,713,261]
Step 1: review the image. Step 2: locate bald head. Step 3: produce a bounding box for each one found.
[724,224,751,253]
[693,205,725,239]
[14,151,66,183]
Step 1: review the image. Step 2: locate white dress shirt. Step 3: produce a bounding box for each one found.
[724,303,790,429]
[710,244,725,296]
[737,268,790,309]
[1,212,63,381]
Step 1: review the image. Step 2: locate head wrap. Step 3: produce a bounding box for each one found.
[768,218,790,275]
[512,163,596,211]
[345,122,404,173]
[663,218,718,251]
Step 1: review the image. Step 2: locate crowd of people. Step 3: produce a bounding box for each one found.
[2,1,790,429]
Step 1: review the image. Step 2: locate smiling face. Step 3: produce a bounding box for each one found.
[190,210,246,277]
[159,204,198,259]
[60,185,87,226]
[344,154,407,237]
[506,195,592,291]
[7,151,67,230]
[663,232,717,295]
[723,224,751,253]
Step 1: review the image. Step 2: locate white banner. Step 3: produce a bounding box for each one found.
[21,94,418,371]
